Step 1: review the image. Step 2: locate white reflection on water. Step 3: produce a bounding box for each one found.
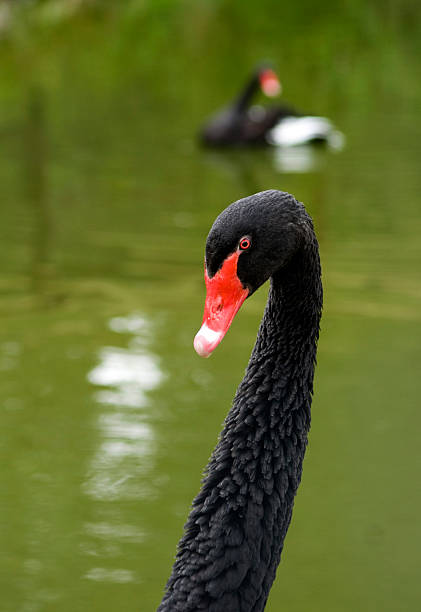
[85,521,144,543]
[108,312,149,335]
[271,144,323,173]
[84,567,135,584]
[88,348,161,408]
[0,340,21,371]
[83,311,164,583]
[271,131,345,174]
[85,313,164,501]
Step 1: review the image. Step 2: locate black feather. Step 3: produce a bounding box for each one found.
[158,190,323,612]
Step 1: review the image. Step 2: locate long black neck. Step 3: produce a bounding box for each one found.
[158,241,322,612]
[233,73,260,113]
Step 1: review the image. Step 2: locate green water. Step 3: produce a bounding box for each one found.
[1,2,421,611]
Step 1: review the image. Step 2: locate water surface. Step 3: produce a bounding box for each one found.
[1,3,421,611]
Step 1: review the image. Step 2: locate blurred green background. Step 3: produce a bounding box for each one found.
[0,1,420,610]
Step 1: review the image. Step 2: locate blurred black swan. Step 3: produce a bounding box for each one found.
[158,190,323,611]
[200,65,342,148]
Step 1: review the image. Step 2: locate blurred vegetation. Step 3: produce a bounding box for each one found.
[0,0,420,121]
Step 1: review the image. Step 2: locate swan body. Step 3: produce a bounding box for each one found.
[267,115,344,148]
[200,66,341,148]
[158,190,323,611]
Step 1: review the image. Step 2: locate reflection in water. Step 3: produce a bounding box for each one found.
[85,521,144,543]
[84,567,135,584]
[271,144,324,173]
[23,86,56,304]
[83,313,163,583]
[89,348,161,408]
[204,139,344,191]
[85,313,163,501]
[0,341,21,373]
[271,135,345,173]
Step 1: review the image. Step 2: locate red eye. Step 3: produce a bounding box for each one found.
[239,237,251,250]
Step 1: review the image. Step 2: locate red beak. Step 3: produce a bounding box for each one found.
[194,251,249,358]
[259,68,282,98]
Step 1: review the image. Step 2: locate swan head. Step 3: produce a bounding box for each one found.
[194,190,309,357]
[258,67,282,97]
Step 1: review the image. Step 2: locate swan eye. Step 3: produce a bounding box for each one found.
[239,237,251,251]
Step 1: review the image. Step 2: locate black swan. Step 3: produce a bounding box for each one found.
[200,65,341,148]
[158,190,323,611]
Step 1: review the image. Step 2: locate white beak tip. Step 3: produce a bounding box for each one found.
[193,325,223,358]
[193,335,211,358]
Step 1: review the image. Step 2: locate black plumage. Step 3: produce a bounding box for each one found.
[200,67,297,147]
[158,190,323,611]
